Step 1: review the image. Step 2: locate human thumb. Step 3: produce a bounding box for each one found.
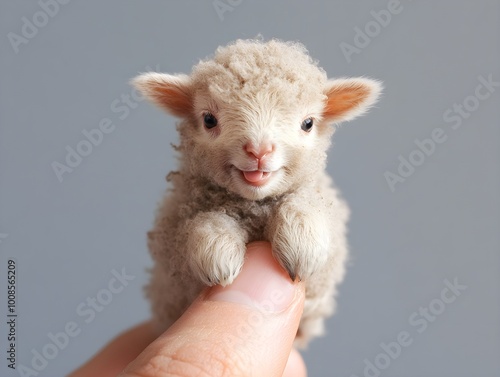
[119,241,305,377]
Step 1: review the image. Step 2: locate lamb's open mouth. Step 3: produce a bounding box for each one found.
[239,170,272,186]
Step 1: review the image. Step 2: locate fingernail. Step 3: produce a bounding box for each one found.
[206,241,297,313]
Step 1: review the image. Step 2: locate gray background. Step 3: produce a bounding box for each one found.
[1,1,499,376]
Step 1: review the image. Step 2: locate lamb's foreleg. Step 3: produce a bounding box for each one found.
[268,198,330,281]
[186,212,248,286]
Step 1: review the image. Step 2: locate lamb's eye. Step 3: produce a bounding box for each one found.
[301,118,313,132]
[203,113,218,129]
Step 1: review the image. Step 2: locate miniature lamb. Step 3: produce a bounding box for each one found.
[132,39,381,347]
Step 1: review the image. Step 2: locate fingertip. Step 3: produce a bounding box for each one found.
[206,240,303,313]
[283,348,307,377]
[121,242,307,377]
[246,240,272,252]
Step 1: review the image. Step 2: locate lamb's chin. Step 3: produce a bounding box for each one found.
[229,168,284,200]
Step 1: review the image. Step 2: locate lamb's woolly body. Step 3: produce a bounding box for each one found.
[147,170,349,346]
[134,39,381,347]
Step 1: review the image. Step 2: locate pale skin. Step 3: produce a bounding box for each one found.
[69,242,308,377]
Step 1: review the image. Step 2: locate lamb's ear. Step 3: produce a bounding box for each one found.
[322,78,382,123]
[131,72,192,118]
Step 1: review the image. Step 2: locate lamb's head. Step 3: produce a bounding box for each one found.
[133,39,381,200]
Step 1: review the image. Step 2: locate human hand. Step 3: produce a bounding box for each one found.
[69,241,307,377]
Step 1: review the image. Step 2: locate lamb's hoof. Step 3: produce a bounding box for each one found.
[271,213,329,283]
[272,242,325,283]
[205,271,241,287]
[193,239,245,287]
[187,218,247,288]
[283,265,298,282]
[218,274,238,287]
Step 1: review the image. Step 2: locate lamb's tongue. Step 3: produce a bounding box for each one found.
[243,170,264,182]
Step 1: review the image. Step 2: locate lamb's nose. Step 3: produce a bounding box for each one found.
[244,141,274,160]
